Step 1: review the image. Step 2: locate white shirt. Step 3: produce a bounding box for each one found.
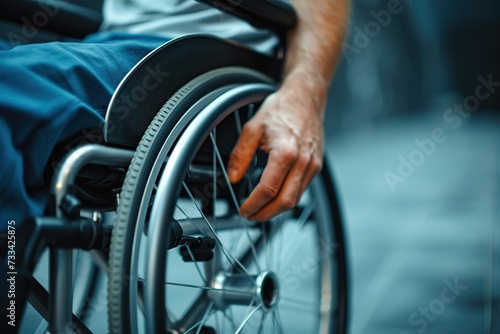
[100,0,278,53]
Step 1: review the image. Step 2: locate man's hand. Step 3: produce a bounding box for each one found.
[227,73,327,221]
[228,0,349,221]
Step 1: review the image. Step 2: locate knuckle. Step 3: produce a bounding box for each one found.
[280,146,298,164]
[298,152,311,168]
[241,121,257,135]
[262,184,279,199]
[230,146,245,160]
[281,196,297,210]
[313,157,323,173]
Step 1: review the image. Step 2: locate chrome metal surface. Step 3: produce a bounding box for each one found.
[209,271,279,312]
[49,144,133,332]
[177,216,259,236]
[146,83,274,333]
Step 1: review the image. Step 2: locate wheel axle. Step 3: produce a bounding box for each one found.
[209,271,279,312]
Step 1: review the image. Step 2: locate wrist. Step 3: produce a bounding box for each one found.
[278,69,329,118]
[281,68,329,100]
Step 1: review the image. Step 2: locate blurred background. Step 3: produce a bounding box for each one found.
[326,0,500,333]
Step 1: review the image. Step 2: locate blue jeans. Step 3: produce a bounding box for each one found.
[0,32,168,230]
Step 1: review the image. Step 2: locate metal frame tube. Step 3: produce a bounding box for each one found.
[49,144,133,333]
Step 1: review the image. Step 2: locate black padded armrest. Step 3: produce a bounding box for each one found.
[196,0,296,36]
[0,0,102,39]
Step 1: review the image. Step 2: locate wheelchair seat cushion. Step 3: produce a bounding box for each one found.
[0,32,168,231]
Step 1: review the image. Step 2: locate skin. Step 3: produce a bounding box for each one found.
[227,0,350,221]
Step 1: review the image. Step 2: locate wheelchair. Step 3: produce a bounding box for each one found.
[1,0,348,333]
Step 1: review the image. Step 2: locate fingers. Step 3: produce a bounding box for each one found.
[240,141,323,221]
[299,154,323,196]
[246,149,311,221]
[242,149,323,222]
[227,121,262,184]
[239,142,299,218]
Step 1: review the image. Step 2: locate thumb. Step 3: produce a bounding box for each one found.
[227,122,262,183]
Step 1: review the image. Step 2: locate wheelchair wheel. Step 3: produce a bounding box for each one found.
[108,67,348,333]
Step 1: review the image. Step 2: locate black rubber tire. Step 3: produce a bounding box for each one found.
[321,159,349,334]
[107,67,274,334]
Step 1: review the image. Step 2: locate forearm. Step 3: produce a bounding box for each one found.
[283,0,350,103]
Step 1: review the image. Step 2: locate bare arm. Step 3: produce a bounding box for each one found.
[227,0,350,221]
[284,0,349,94]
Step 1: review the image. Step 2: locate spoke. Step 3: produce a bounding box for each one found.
[185,244,208,285]
[275,308,285,334]
[242,296,256,322]
[233,233,265,274]
[271,212,293,273]
[278,204,315,275]
[162,281,253,296]
[262,222,270,270]
[248,104,255,119]
[166,306,177,329]
[138,277,253,296]
[183,308,216,334]
[234,109,256,193]
[272,309,285,334]
[273,213,285,273]
[221,311,226,334]
[269,215,276,271]
[272,311,276,334]
[176,292,210,331]
[215,310,221,334]
[195,301,214,334]
[245,105,257,190]
[245,159,256,191]
[258,311,267,334]
[210,133,261,272]
[176,204,208,237]
[234,109,242,134]
[235,305,262,334]
[223,308,237,333]
[228,226,244,257]
[183,182,255,281]
[208,133,243,216]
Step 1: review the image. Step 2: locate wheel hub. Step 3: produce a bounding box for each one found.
[209,271,279,312]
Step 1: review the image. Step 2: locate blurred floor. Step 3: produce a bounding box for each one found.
[327,109,499,333]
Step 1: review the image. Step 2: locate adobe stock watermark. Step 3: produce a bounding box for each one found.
[400,277,467,334]
[6,0,67,46]
[385,74,500,192]
[48,63,170,174]
[342,0,410,63]
[106,63,170,134]
[279,238,339,292]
